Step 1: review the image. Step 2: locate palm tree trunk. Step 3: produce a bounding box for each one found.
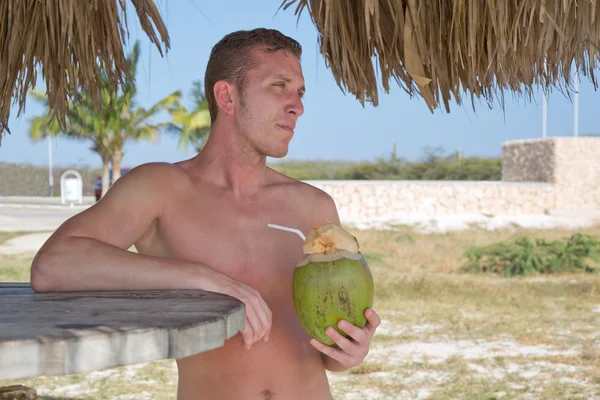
[101,158,110,197]
[112,149,123,182]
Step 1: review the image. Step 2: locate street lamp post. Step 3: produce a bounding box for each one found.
[574,70,579,137]
[48,136,54,196]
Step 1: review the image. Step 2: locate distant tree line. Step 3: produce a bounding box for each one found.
[269,147,502,181]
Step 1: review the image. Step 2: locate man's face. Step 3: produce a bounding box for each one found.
[234,48,305,159]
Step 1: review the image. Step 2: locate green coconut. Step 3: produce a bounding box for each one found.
[293,224,375,346]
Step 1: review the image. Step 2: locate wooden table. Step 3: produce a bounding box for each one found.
[0,282,245,381]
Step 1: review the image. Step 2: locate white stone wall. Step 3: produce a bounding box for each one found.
[306,181,556,221]
[304,137,599,221]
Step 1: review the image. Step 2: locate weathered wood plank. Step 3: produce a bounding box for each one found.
[0,282,31,288]
[0,283,245,381]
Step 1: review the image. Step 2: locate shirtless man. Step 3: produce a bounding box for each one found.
[30,28,380,399]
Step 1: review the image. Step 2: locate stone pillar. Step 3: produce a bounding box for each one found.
[502,137,600,211]
[553,137,600,210]
[502,138,556,183]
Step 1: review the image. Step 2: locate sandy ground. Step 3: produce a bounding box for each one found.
[0,233,53,254]
[2,210,598,398]
[12,320,596,399]
[344,210,600,233]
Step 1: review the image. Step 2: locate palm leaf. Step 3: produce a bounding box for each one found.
[282,0,600,112]
[0,0,170,144]
[167,80,212,152]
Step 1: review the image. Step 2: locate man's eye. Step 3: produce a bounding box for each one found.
[274,83,285,88]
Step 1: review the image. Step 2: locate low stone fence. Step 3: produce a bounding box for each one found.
[308,137,600,221]
[308,181,555,220]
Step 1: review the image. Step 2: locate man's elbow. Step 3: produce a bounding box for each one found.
[30,250,58,292]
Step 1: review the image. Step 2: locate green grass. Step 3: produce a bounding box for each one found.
[0,254,32,281]
[0,231,35,282]
[0,231,31,246]
[2,225,600,399]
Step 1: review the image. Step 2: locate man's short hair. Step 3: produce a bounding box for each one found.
[204,28,302,122]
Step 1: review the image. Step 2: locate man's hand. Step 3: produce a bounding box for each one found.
[309,308,380,370]
[220,277,272,350]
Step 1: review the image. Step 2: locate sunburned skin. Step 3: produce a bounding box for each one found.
[30,30,380,399]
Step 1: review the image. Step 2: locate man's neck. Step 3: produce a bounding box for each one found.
[190,123,269,198]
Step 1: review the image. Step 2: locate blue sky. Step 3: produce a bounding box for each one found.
[1,1,598,168]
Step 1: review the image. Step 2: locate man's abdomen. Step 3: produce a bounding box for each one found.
[175,326,332,399]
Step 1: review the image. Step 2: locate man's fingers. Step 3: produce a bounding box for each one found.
[240,323,253,350]
[226,280,272,347]
[244,303,265,345]
[365,309,381,337]
[260,299,272,341]
[252,290,272,340]
[327,326,356,352]
[236,285,272,347]
[309,338,352,366]
[246,289,272,342]
[338,320,369,346]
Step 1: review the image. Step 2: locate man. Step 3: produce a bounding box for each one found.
[31,28,380,399]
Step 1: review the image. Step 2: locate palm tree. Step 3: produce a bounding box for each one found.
[29,41,181,197]
[65,91,114,196]
[102,41,181,181]
[29,91,114,197]
[167,80,211,154]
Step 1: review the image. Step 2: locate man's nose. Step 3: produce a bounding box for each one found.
[287,95,304,117]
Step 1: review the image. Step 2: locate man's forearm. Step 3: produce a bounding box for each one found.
[30,236,222,293]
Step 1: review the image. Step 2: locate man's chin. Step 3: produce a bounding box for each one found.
[267,147,289,159]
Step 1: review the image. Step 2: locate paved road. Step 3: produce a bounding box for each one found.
[0,195,95,207]
[0,207,85,232]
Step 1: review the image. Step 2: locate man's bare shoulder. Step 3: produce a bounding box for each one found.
[129,161,187,176]
[267,167,339,222]
[119,162,190,186]
[267,167,327,195]
[104,162,192,202]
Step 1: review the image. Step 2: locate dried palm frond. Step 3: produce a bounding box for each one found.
[281,0,600,112]
[0,0,169,144]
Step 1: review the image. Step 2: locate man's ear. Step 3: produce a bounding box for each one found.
[213,81,237,116]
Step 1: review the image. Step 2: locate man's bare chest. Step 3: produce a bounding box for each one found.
[141,194,309,292]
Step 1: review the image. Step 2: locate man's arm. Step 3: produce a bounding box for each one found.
[30,163,272,349]
[31,163,201,292]
[309,190,381,372]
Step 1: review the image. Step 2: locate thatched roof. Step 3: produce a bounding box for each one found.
[282,0,600,111]
[1,1,599,145]
[0,0,169,144]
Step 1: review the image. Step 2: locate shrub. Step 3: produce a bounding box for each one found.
[269,156,502,181]
[462,233,600,276]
